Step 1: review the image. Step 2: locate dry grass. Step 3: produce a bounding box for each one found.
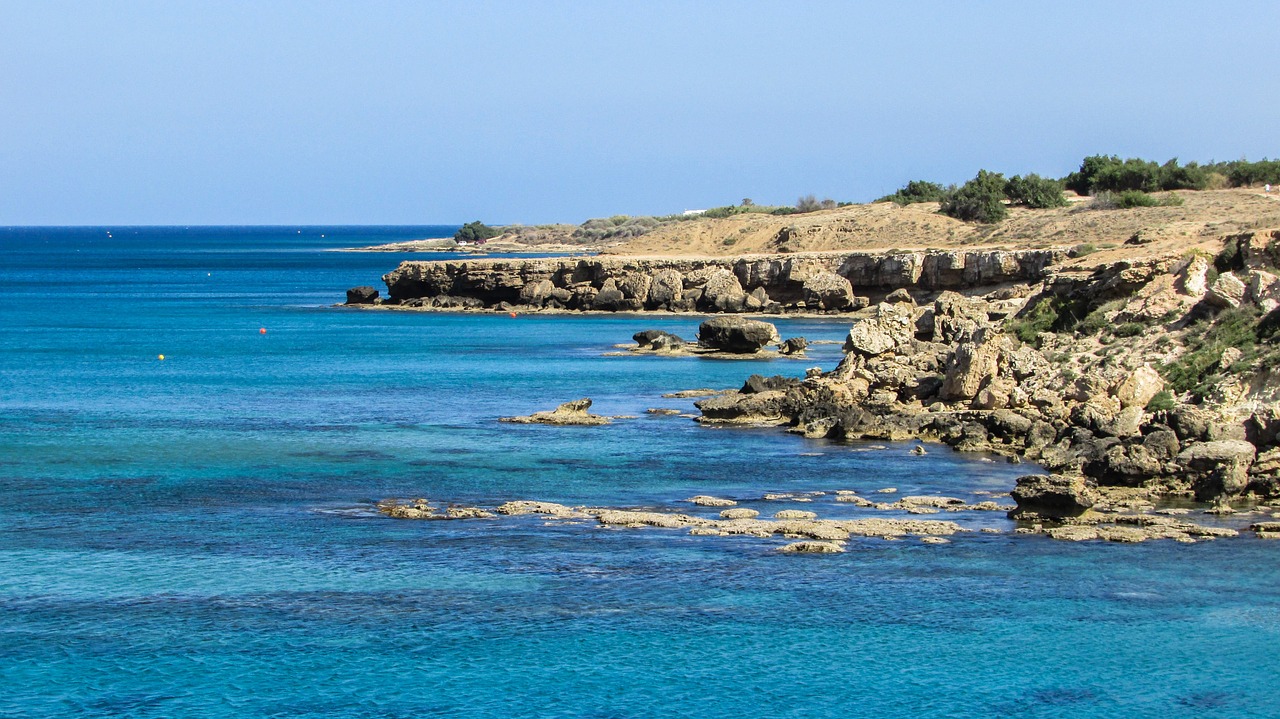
[599,189,1280,263]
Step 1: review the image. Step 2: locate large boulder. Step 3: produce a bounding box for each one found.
[647,269,684,308]
[1112,366,1164,409]
[932,292,992,343]
[518,279,556,306]
[699,269,748,313]
[843,303,915,356]
[1008,474,1100,520]
[633,330,684,349]
[1205,273,1246,309]
[1176,440,1257,499]
[779,337,808,355]
[346,286,380,304]
[802,271,857,311]
[698,317,780,353]
[940,326,1003,400]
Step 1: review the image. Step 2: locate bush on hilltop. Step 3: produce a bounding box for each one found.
[940,170,1008,223]
[879,180,949,206]
[1004,174,1068,208]
[455,221,501,243]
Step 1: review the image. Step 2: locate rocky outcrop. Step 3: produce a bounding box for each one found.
[698,317,780,353]
[499,398,612,426]
[346,286,380,304]
[694,246,1280,504]
[377,249,1065,312]
[1009,474,1100,520]
[379,486,1247,546]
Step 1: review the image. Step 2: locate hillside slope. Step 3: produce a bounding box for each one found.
[605,189,1280,266]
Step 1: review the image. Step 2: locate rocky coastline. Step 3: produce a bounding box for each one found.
[356,248,1065,313]
[688,229,1280,512]
[373,482,1278,548]
[352,227,1280,535]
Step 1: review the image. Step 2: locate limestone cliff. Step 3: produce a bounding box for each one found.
[379,248,1064,313]
[697,229,1280,505]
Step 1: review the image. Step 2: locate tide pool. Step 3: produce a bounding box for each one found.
[1,227,1277,718]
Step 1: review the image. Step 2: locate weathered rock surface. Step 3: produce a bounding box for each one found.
[346,286,380,304]
[1009,474,1101,520]
[843,303,914,356]
[499,398,611,426]
[698,317,780,353]
[379,249,1065,312]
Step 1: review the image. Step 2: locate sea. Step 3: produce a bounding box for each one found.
[1,226,1278,718]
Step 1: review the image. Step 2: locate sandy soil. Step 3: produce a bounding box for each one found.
[605,189,1280,265]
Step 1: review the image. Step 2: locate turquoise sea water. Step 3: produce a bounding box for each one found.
[1,226,1279,718]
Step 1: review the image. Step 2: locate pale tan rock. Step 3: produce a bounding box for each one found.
[1206,273,1246,309]
[444,507,496,519]
[899,495,966,508]
[774,510,818,520]
[920,536,950,544]
[773,520,850,541]
[494,500,578,517]
[719,508,760,520]
[1113,365,1164,409]
[1096,526,1149,543]
[597,510,706,528]
[499,398,611,425]
[1046,525,1099,541]
[778,541,846,553]
[688,495,737,507]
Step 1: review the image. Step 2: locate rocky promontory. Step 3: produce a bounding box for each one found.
[696,229,1280,506]
[372,249,1064,313]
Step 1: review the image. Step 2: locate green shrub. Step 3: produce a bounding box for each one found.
[1113,323,1144,337]
[1008,297,1059,344]
[1146,390,1176,412]
[1161,307,1266,398]
[1116,190,1159,208]
[1071,243,1098,257]
[879,180,948,205]
[1004,174,1068,208]
[940,170,1008,223]
[454,221,501,243]
[1064,155,1210,195]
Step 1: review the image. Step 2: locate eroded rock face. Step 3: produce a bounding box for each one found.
[940,327,1003,401]
[1177,440,1257,499]
[379,250,1065,312]
[1009,474,1101,520]
[779,337,808,355]
[698,317,780,353]
[802,271,857,311]
[1206,273,1247,309]
[843,303,915,356]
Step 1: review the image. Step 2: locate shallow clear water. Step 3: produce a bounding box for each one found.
[1,227,1278,718]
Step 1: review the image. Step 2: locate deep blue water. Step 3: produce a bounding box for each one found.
[1,226,1278,718]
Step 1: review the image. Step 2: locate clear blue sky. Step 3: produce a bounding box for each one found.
[1,1,1277,225]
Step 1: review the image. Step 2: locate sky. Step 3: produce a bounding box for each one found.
[1,0,1277,225]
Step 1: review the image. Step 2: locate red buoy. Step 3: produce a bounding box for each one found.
[259,328,267,334]
[508,312,517,319]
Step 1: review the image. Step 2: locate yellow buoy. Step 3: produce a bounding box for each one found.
[158,354,165,361]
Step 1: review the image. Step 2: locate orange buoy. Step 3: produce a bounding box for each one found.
[259,328,267,334]
[508,312,517,318]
